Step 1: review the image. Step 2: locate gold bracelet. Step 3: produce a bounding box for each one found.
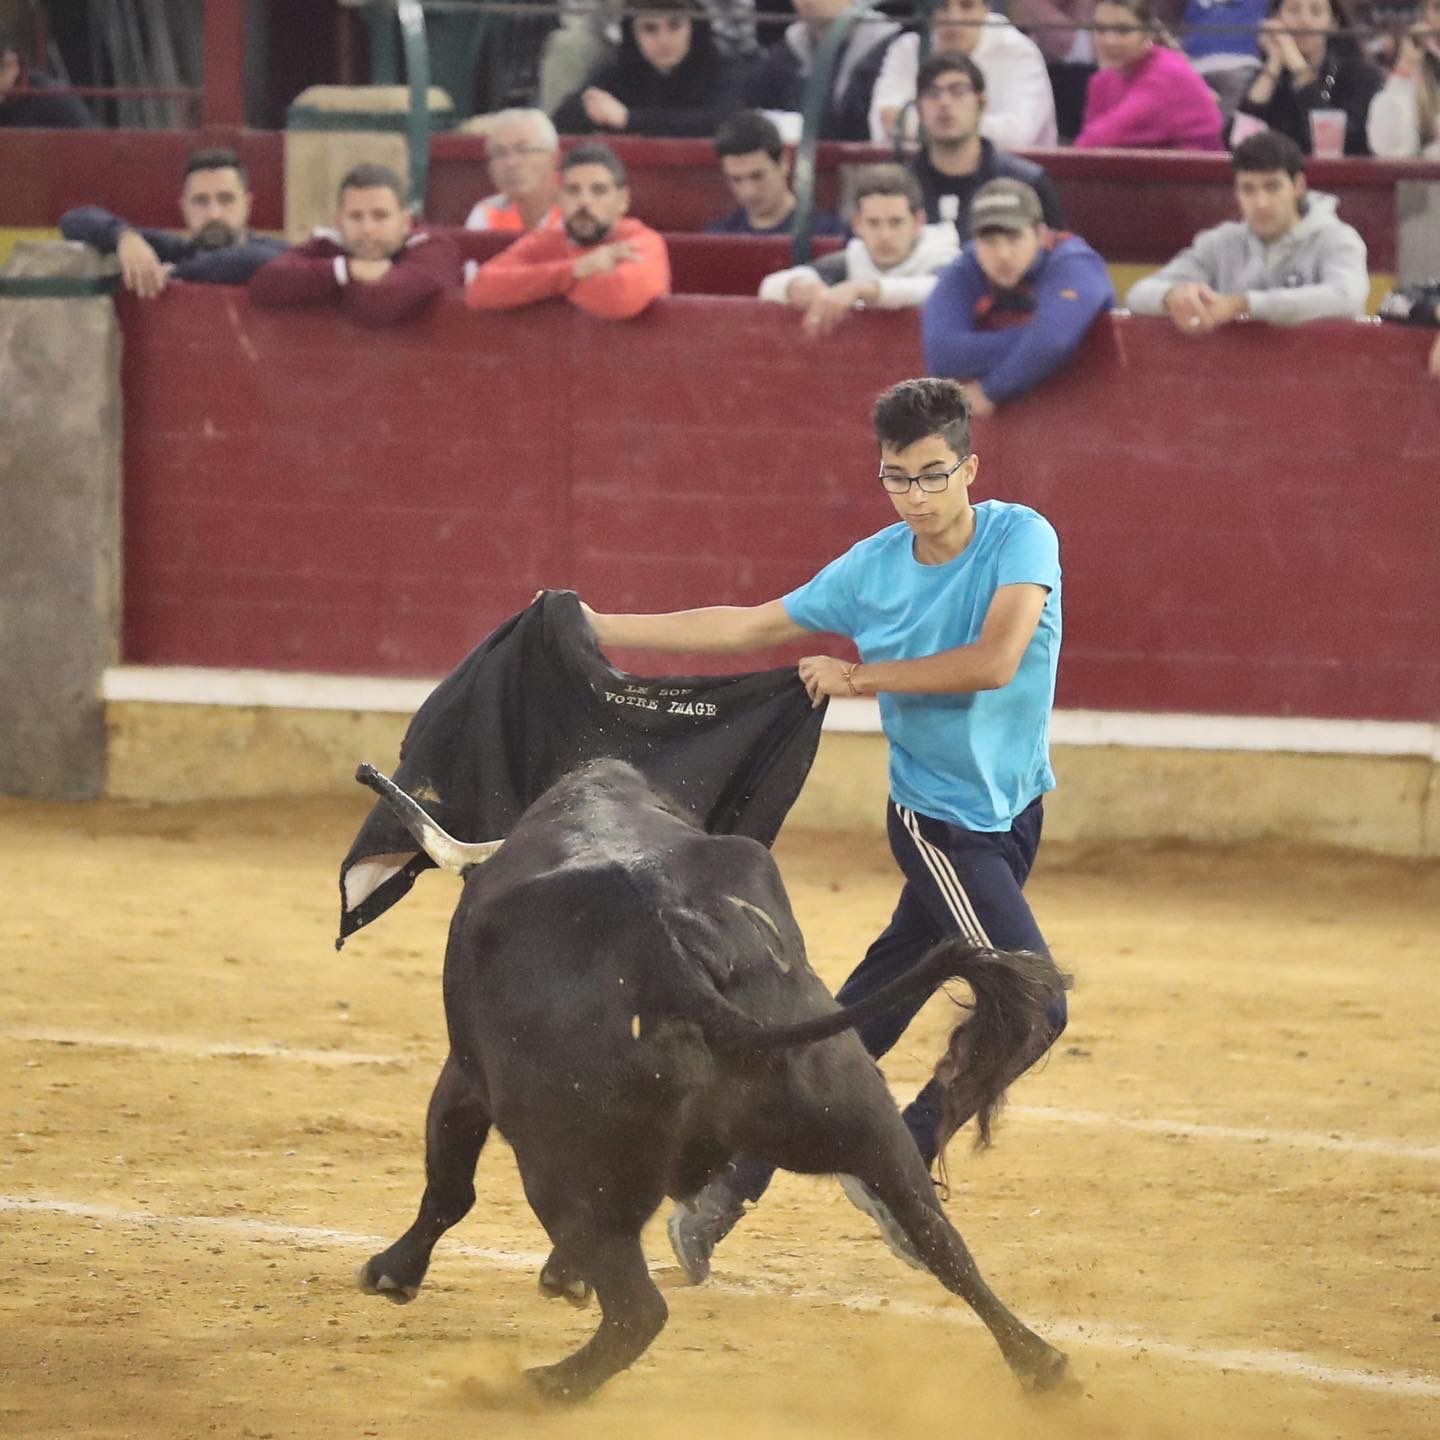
[842,663,862,697]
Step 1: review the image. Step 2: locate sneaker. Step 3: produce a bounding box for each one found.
[666,1177,747,1285]
[837,1174,926,1271]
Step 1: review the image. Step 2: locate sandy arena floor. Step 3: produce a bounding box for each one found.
[2,792,1438,1440]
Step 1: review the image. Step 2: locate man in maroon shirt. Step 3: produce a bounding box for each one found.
[249,162,461,325]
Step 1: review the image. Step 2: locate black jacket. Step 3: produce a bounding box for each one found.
[910,142,1066,235]
[59,206,288,285]
[338,592,825,943]
[1237,44,1383,157]
[553,15,741,138]
[743,17,900,141]
[0,67,92,127]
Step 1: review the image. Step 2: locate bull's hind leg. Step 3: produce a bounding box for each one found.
[754,1060,1068,1394]
[848,1128,1068,1393]
[358,1053,490,1304]
[517,1146,671,1403]
[525,1231,667,1405]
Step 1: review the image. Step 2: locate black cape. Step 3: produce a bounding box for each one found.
[337,591,825,945]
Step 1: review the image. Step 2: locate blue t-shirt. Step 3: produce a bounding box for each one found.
[782,500,1061,831]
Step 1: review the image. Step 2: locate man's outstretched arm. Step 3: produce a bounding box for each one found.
[586,598,811,654]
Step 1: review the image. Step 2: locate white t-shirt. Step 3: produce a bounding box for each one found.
[868,18,1059,149]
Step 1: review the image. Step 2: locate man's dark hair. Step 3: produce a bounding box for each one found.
[873,378,972,458]
[184,147,248,186]
[338,162,407,202]
[561,142,627,185]
[714,109,784,163]
[1231,129,1305,179]
[853,164,925,213]
[916,51,986,98]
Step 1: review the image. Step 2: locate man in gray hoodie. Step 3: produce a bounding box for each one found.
[1126,130,1369,332]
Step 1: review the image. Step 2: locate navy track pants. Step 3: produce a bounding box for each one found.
[727,795,1066,1202]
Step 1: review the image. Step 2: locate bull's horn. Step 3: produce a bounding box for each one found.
[354,763,503,875]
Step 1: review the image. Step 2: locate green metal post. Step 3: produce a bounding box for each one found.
[367,2,397,83]
[396,0,432,216]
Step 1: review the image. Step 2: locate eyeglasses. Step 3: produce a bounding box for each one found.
[920,81,976,102]
[878,458,967,493]
[488,143,549,162]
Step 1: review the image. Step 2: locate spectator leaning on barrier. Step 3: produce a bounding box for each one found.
[1126,128,1368,328]
[59,148,286,297]
[758,165,960,334]
[552,0,741,137]
[249,163,461,326]
[705,109,847,235]
[922,178,1114,416]
[465,109,563,233]
[1177,0,1269,124]
[1367,0,1440,157]
[869,0,1058,149]
[744,0,901,141]
[465,142,671,320]
[0,25,91,127]
[907,53,1066,240]
[537,0,759,115]
[1010,0,1098,139]
[1238,0,1382,154]
[1074,0,1225,147]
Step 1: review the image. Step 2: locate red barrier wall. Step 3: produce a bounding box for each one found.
[6,128,1438,270]
[117,288,1440,723]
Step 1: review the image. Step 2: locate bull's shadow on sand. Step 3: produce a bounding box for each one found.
[349,759,1073,1405]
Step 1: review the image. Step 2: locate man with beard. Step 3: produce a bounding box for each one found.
[465,143,670,319]
[249,163,461,326]
[59,149,285,298]
[905,54,1064,240]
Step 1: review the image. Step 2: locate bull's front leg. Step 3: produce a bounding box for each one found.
[538,1247,593,1306]
[358,1053,491,1303]
[526,1232,667,1404]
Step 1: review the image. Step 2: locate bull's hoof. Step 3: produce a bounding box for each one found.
[356,1259,419,1304]
[1013,1342,1072,1395]
[537,1257,592,1308]
[524,1361,590,1406]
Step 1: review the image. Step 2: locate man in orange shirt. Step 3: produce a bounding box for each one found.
[465,143,670,320]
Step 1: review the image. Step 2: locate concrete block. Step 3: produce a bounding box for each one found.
[0,242,121,799]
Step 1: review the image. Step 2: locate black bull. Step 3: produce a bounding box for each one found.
[353,758,1072,1402]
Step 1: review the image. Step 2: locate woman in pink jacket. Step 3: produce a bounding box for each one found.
[1073,0,1224,149]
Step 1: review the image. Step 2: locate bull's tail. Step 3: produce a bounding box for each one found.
[355,764,504,875]
[729,938,1069,1153]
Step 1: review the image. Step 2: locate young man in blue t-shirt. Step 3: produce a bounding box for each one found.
[583,376,1068,1280]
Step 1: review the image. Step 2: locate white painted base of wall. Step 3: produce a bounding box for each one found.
[100,667,1440,858]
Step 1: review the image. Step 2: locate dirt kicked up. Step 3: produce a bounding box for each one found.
[2,793,1438,1440]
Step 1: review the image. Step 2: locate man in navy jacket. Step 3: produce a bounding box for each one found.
[60,148,285,298]
[922,178,1112,416]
